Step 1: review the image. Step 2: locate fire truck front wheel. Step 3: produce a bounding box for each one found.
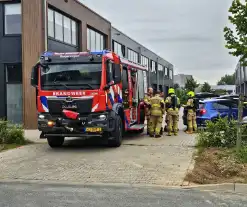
[47,136,64,148]
[108,115,122,147]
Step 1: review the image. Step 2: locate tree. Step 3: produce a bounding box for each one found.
[184,77,199,92]
[217,73,235,85]
[201,82,211,92]
[173,83,180,89]
[224,0,247,64]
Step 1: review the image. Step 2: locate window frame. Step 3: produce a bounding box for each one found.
[113,40,125,57]
[141,55,149,69]
[4,3,22,36]
[47,7,78,47]
[87,27,106,51]
[169,69,173,79]
[151,60,156,73]
[121,66,128,91]
[212,101,230,110]
[127,48,138,63]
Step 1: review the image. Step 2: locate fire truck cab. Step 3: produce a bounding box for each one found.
[31,50,147,148]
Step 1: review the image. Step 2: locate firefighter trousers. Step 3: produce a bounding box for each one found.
[149,115,163,136]
[167,109,179,135]
[187,109,197,132]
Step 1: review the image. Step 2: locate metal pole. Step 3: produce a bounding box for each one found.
[156,58,159,91]
[236,93,244,152]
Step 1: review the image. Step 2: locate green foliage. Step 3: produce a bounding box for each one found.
[236,146,247,163]
[184,77,199,92]
[224,0,247,64]
[0,120,26,145]
[217,73,235,85]
[196,117,247,148]
[201,82,211,92]
[175,88,187,104]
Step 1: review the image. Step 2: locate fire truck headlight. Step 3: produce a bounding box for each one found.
[39,115,45,119]
[98,115,106,120]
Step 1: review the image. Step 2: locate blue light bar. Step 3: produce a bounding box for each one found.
[41,50,110,57]
[42,51,54,57]
[89,50,110,55]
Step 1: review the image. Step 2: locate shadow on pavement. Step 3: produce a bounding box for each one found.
[53,131,146,151]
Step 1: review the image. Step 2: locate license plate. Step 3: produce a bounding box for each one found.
[85,127,102,132]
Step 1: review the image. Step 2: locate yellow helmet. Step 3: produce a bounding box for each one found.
[168,88,175,94]
[187,91,195,97]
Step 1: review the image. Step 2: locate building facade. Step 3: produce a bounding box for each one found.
[111,27,173,94]
[0,0,111,128]
[0,0,174,129]
[173,74,193,88]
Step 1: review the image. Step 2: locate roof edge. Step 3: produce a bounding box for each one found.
[74,0,111,24]
[112,26,173,66]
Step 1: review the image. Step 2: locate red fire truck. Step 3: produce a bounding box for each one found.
[31,50,148,148]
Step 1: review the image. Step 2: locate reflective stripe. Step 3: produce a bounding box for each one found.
[152,104,161,107]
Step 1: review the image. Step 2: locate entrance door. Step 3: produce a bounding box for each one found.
[5,64,23,124]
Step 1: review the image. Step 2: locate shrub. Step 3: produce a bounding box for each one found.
[0,120,26,145]
[196,117,247,148]
[236,146,247,163]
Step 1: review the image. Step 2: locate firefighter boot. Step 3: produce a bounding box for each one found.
[160,127,163,135]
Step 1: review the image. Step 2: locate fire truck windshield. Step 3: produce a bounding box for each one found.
[40,63,102,90]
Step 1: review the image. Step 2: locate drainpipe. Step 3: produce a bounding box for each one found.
[43,0,48,51]
[156,57,159,91]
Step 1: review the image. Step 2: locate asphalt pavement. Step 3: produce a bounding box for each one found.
[0,182,247,207]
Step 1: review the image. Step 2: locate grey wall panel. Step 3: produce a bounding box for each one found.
[48,39,78,52]
[6,84,22,124]
[0,64,5,118]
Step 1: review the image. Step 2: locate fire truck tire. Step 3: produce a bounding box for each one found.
[47,137,64,148]
[108,115,122,147]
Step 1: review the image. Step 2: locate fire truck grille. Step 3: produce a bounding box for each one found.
[47,98,93,115]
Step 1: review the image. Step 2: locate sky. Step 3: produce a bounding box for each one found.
[80,0,238,84]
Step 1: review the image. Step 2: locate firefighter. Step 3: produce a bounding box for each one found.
[149,91,165,138]
[159,91,165,135]
[184,91,198,134]
[165,88,180,136]
[144,87,153,135]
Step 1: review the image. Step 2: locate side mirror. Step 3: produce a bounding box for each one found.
[31,65,38,87]
[113,64,121,84]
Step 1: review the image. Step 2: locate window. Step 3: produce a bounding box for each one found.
[143,71,147,93]
[127,49,138,63]
[113,41,125,57]
[151,60,156,73]
[4,3,21,35]
[5,64,22,83]
[41,63,102,90]
[165,67,168,77]
[48,8,77,46]
[212,102,229,110]
[158,64,163,71]
[48,8,54,37]
[141,55,149,69]
[122,67,128,91]
[71,21,77,45]
[137,70,144,99]
[169,69,173,79]
[87,28,105,51]
[54,12,63,41]
[63,16,71,44]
